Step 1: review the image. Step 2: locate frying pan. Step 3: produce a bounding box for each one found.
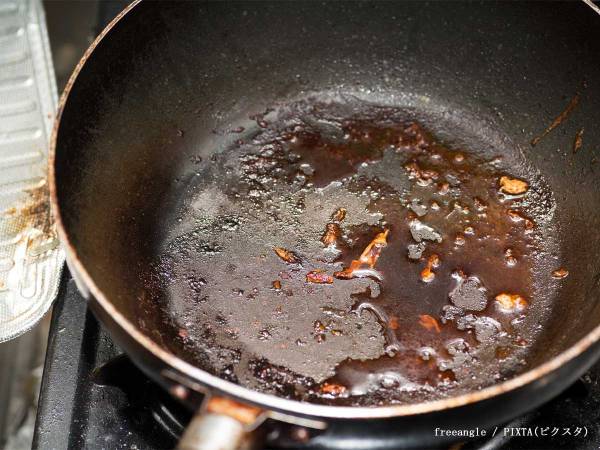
[49,1,600,449]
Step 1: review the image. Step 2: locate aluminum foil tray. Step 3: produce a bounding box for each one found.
[0,0,64,342]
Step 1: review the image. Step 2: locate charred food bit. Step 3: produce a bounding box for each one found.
[274,247,301,264]
[531,92,580,146]
[322,208,347,247]
[333,261,359,280]
[473,197,487,211]
[523,218,535,231]
[320,383,347,396]
[334,229,390,279]
[321,223,341,247]
[507,209,535,230]
[495,293,528,312]
[359,229,390,267]
[499,176,529,195]
[573,128,584,153]
[419,314,441,333]
[404,162,439,186]
[504,248,517,266]
[306,270,334,284]
[552,268,569,279]
[332,207,347,222]
[437,182,450,195]
[507,209,525,222]
[514,336,529,347]
[420,254,440,283]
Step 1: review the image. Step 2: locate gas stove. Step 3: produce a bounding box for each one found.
[32,2,600,449]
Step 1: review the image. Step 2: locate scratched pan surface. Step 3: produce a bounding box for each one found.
[52,0,600,429]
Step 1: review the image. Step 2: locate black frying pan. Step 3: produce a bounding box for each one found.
[50,1,600,449]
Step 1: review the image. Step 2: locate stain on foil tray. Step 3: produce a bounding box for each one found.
[0,0,65,342]
[0,179,63,341]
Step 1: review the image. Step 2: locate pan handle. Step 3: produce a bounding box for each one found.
[177,397,264,450]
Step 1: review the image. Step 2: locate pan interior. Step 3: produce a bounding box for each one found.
[135,94,561,406]
[53,1,600,411]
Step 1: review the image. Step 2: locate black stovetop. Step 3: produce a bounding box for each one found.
[33,2,600,449]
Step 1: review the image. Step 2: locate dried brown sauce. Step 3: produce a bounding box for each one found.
[152,101,559,406]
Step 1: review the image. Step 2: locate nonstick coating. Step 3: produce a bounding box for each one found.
[52,0,600,431]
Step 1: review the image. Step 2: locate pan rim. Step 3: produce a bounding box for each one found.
[48,0,600,420]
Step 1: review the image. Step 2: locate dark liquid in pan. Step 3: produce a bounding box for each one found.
[146,99,561,406]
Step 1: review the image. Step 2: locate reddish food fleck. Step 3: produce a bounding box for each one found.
[321,223,341,247]
[499,176,529,195]
[495,293,528,312]
[438,182,450,195]
[419,314,441,333]
[507,209,523,221]
[420,254,440,283]
[274,247,301,264]
[473,197,487,211]
[332,207,347,222]
[495,347,512,359]
[438,370,456,382]
[507,210,535,230]
[454,233,466,246]
[552,268,569,279]
[334,230,390,279]
[421,169,439,180]
[388,315,399,330]
[359,229,389,268]
[313,320,326,332]
[404,162,438,185]
[272,280,282,290]
[306,270,334,284]
[320,383,347,396]
[531,92,580,146]
[514,336,529,347]
[505,248,518,266]
[573,128,584,153]
[333,266,355,280]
